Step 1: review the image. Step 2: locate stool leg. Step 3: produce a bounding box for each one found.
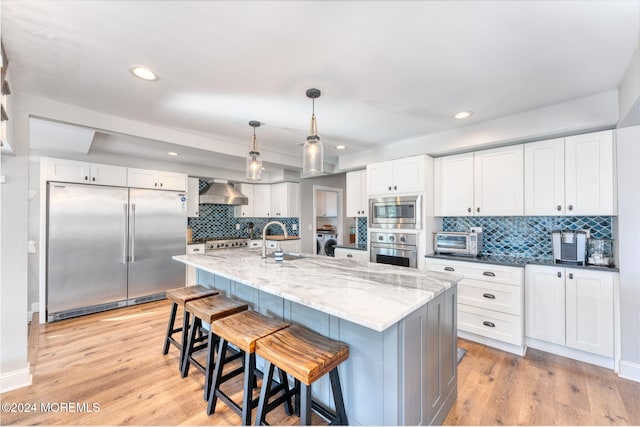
[241,352,255,425]
[294,379,301,417]
[299,383,312,426]
[207,338,228,416]
[181,316,200,378]
[329,368,348,425]
[163,302,178,354]
[278,368,294,416]
[179,310,191,371]
[203,329,216,401]
[255,362,276,426]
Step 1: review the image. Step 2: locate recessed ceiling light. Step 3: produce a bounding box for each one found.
[167,152,179,156]
[335,145,346,150]
[454,111,473,119]
[128,65,159,81]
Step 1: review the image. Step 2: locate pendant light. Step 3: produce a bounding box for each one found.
[246,120,263,181]
[303,88,323,175]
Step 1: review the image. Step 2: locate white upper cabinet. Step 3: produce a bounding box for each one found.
[524,138,565,215]
[474,145,524,216]
[234,183,254,217]
[271,182,300,217]
[252,185,271,217]
[43,157,127,187]
[316,190,338,217]
[565,130,615,215]
[187,177,200,218]
[434,147,523,216]
[367,155,426,196]
[525,130,615,216]
[434,153,474,216]
[127,168,186,191]
[346,170,368,217]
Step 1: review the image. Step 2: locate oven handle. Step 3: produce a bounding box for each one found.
[370,243,417,251]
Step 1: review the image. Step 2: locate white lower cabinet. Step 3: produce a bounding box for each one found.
[334,247,369,262]
[425,258,524,354]
[526,264,615,358]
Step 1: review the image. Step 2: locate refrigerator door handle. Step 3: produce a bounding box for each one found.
[130,203,136,263]
[123,203,129,264]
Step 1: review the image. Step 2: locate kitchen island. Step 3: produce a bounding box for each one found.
[173,251,461,425]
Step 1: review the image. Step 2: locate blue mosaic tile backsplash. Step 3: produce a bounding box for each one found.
[442,216,612,259]
[357,217,368,246]
[189,180,299,240]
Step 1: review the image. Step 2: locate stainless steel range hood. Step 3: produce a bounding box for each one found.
[199,181,248,205]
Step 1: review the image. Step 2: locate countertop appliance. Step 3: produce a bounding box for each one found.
[369,195,422,229]
[586,238,614,266]
[433,230,483,256]
[205,237,249,251]
[370,231,417,268]
[47,182,187,322]
[552,229,588,265]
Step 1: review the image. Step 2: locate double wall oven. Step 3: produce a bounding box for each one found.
[369,195,421,268]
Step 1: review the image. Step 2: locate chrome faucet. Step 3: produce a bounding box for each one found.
[262,221,288,258]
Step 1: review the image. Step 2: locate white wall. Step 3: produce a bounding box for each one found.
[0,96,31,392]
[615,125,640,382]
[618,47,640,128]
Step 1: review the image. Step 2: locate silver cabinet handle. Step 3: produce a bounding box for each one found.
[160,182,163,188]
[192,248,200,252]
[84,176,89,181]
[347,254,353,258]
[483,271,496,277]
[483,321,496,328]
[568,204,573,211]
[154,182,158,187]
[130,203,136,263]
[557,271,562,278]
[557,205,562,211]
[568,273,573,279]
[467,207,472,213]
[122,203,128,264]
[483,293,496,299]
[92,177,96,182]
[388,186,392,191]
[393,185,397,190]
[444,266,455,272]
[476,207,480,213]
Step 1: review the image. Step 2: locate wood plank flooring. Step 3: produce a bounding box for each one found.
[1,300,638,425]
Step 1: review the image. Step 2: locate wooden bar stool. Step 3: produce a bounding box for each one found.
[182,295,249,399]
[254,325,349,426]
[163,285,219,370]
[207,310,291,425]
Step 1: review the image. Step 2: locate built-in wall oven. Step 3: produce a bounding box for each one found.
[370,231,417,268]
[369,195,422,229]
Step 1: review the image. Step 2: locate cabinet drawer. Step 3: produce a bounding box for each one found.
[426,259,523,286]
[458,304,523,346]
[458,278,522,315]
[186,244,205,255]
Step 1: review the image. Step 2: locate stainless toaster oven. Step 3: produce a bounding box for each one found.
[433,231,482,256]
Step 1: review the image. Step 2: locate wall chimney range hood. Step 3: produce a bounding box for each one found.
[199,181,248,205]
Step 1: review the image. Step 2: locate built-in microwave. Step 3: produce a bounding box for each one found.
[433,231,483,256]
[369,195,422,229]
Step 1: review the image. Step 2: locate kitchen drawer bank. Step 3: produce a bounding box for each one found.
[173,252,461,426]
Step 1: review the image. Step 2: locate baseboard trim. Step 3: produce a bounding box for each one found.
[526,338,614,369]
[458,330,527,356]
[619,360,640,382]
[0,364,32,393]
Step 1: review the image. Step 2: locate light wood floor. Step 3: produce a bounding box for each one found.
[1,300,638,426]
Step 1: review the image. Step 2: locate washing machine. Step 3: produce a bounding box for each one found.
[317,233,338,257]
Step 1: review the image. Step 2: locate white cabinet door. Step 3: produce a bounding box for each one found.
[434,153,474,216]
[524,138,565,215]
[271,182,300,217]
[393,156,424,194]
[367,161,394,195]
[90,163,127,186]
[525,265,565,345]
[565,268,614,357]
[158,171,186,191]
[127,168,158,189]
[317,190,337,217]
[474,145,524,216]
[565,130,614,215]
[253,185,271,217]
[334,248,369,262]
[346,170,367,217]
[187,177,200,217]
[234,183,254,217]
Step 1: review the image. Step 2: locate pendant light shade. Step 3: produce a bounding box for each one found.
[246,120,263,181]
[303,88,323,175]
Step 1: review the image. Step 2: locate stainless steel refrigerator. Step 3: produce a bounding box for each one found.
[47,182,187,322]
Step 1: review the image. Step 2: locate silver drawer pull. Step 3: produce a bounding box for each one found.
[483,321,496,328]
[192,248,200,252]
[347,254,353,258]
[444,266,455,272]
[482,293,496,299]
[483,271,496,277]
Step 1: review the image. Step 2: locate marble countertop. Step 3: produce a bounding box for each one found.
[174,251,461,332]
[424,253,619,272]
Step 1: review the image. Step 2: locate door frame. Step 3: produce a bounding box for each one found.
[312,185,344,250]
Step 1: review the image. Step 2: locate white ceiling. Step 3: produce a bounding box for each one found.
[2,0,639,174]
